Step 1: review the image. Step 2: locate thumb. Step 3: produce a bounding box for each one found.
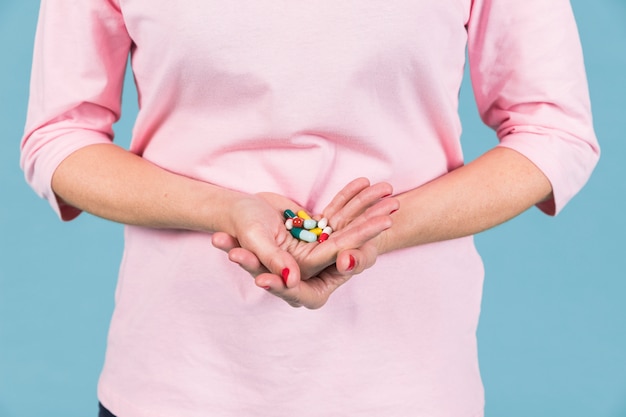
[240,234,301,288]
[335,246,377,276]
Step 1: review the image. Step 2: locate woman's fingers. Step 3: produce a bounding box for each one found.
[325,181,395,231]
[214,181,398,304]
[211,231,240,252]
[335,244,378,275]
[227,247,267,277]
[297,214,389,277]
[213,231,289,281]
[255,245,381,309]
[217,199,303,288]
[334,196,398,236]
[255,266,349,309]
[239,233,302,288]
[321,177,371,221]
[224,241,381,311]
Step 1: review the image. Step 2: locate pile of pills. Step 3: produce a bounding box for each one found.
[284,209,333,243]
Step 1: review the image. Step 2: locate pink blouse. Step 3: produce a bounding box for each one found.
[21,1,599,416]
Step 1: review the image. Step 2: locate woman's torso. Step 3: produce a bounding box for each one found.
[99,2,485,416]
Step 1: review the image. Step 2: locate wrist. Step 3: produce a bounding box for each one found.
[192,184,249,235]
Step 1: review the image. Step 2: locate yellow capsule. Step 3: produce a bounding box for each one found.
[296,210,312,220]
[310,227,323,236]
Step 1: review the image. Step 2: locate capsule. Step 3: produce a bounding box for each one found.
[297,210,312,220]
[290,228,317,243]
[317,218,329,229]
[303,219,317,230]
[292,217,304,228]
[283,209,297,219]
[285,218,294,230]
[310,227,323,236]
[318,226,333,243]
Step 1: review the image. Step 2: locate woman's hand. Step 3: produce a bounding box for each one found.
[212,178,398,308]
[231,240,381,309]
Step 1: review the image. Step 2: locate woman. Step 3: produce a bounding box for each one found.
[21,0,599,416]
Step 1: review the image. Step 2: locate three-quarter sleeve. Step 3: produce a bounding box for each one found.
[466,0,600,215]
[21,0,131,220]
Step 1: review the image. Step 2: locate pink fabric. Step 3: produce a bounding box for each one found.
[21,1,599,416]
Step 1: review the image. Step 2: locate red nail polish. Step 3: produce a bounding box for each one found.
[382,193,392,198]
[390,209,398,215]
[281,268,290,285]
[347,255,356,272]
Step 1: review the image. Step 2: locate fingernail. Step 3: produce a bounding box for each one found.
[281,268,290,285]
[262,286,271,291]
[347,255,356,272]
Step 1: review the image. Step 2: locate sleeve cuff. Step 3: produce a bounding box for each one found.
[22,130,113,221]
[497,128,600,216]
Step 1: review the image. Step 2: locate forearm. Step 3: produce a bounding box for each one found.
[378,147,553,253]
[51,143,244,234]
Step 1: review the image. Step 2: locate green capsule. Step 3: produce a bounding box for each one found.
[289,227,317,243]
[283,209,297,219]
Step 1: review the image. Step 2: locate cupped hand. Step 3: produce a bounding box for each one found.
[212,178,398,308]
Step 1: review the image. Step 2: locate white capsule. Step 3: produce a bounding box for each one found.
[322,226,333,235]
[303,219,317,230]
[317,218,329,229]
[285,218,293,230]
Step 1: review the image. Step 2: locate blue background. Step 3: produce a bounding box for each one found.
[1,1,624,416]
